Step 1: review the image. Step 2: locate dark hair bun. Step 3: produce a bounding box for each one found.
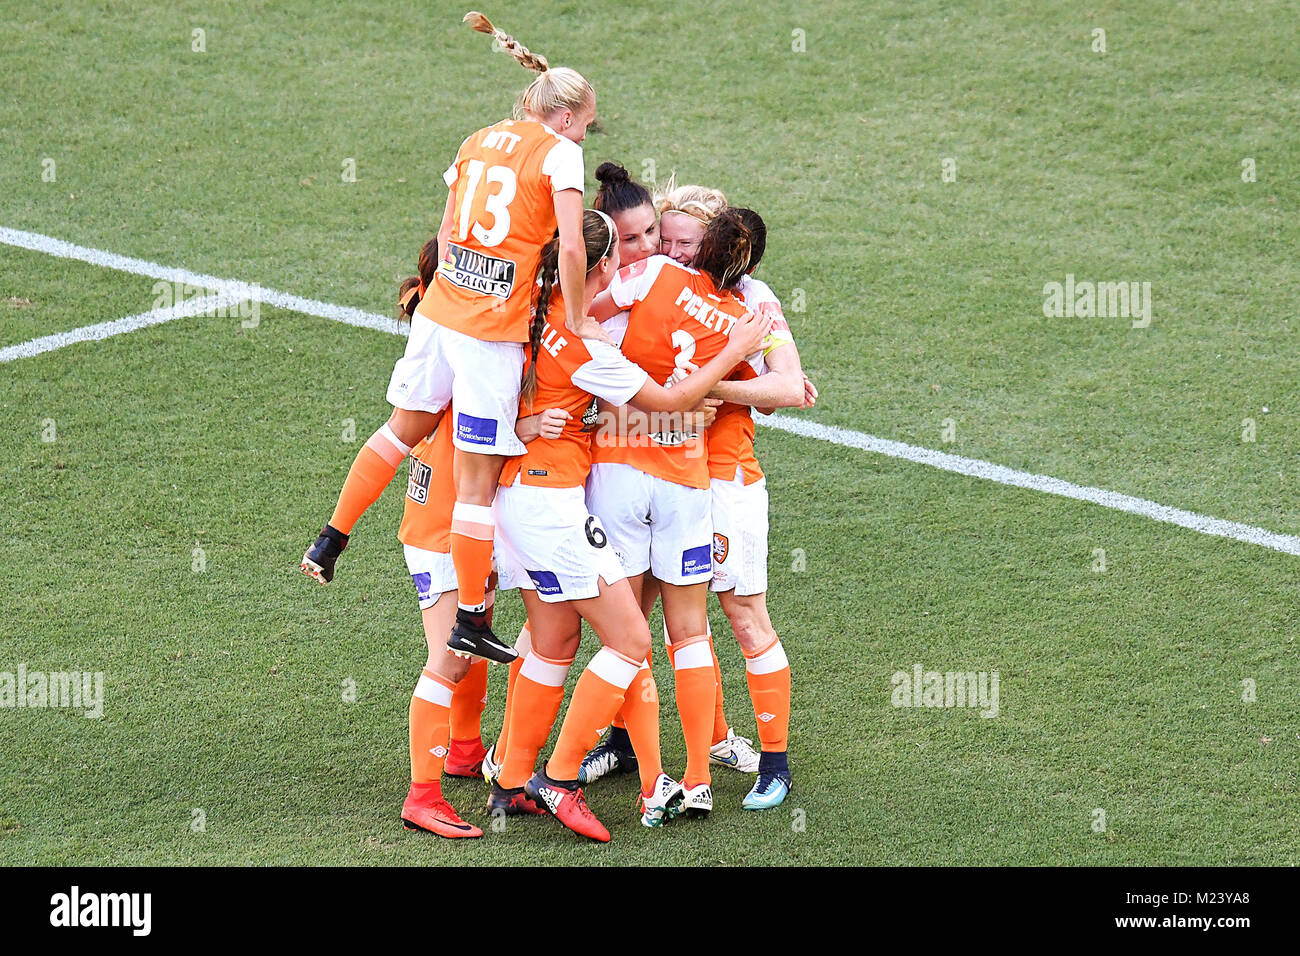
[595,161,631,184]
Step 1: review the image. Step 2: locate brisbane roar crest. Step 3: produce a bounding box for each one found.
[712,532,729,564]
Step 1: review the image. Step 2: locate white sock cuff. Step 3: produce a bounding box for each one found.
[376,423,413,456]
[452,502,494,525]
[587,647,640,689]
[520,651,570,688]
[414,674,453,707]
[745,640,788,675]
[516,626,532,658]
[673,641,714,671]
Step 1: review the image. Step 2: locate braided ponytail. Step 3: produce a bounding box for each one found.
[463,11,549,71]
[462,11,594,121]
[522,234,561,410]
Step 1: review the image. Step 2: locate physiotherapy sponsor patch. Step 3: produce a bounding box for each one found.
[457,411,499,446]
[527,569,563,596]
[411,571,433,603]
[682,544,712,577]
[439,242,516,299]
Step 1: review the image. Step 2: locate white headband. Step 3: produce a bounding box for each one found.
[591,208,616,263]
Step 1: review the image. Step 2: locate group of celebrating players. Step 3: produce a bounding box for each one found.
[300,13,815,843]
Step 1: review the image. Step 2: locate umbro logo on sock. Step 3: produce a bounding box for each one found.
[757,712,775,722]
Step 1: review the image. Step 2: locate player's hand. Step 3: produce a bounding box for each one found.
[683,397,722,432]
[801,374,818,408]
[664,361,697,388]
[566,312,614,346]
[537,407,571,440]
[726,309,773,360]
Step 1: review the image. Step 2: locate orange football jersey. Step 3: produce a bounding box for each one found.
[590,255,750,490]
[500,292,648,489]
[415,119,584,343]
[398,410,457,552]
[706,275,796,484]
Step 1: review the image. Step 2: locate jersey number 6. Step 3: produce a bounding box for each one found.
[457,160,517,248]
[584,516,608,549]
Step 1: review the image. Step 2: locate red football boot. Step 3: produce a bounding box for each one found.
[443,737,489,778]
[401,782,482,839]
[524,768,611,843]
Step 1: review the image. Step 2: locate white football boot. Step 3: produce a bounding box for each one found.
[639,773,685,827]
[710,728,760,773]
[680,781,714,818]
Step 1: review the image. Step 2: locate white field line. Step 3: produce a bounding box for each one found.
[0,292,243,363]
[5,224,1296,558]
[0,226,401,336]
[756,414,1300,556]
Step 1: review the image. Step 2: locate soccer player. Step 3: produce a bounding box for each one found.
[393,247,565,837]
[490,209,769,841]
[702,208,813,808]
[581,178,759,784]
[583,209,769,817]
[301,13,603,667]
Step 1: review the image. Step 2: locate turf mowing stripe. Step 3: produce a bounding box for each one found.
[6,224,1297,558]
[0,292,237,363]
[756,413,1300,557]
[0,226,402,336]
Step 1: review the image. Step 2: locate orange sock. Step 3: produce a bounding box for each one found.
[493,624,530,757]
[548,647,642,782]
[610,642,654,731]
[450,502,495,613]
[672,635,716,788]
[409,668,455,783]
[744,637,791,753]
[329,425,412,534]
[710,637,729,746]
[497,648,572,790]
[450,659,487,741]
[620,663,663,794]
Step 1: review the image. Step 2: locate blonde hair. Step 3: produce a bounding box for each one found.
[655,174,728,227]
[463,12,595,122]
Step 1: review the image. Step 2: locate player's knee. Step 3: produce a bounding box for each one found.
[726,600,775,653]
[731,617,768,654]
[624,619,652,664]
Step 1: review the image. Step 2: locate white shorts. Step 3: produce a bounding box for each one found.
[386,318,527,456]
[585,462,713,586]
[493,480,626,604]
[403,544,457,610]
[709,472,768,596]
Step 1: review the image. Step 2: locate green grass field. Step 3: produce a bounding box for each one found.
[2,0,1297,866]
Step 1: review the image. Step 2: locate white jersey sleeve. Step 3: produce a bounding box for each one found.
[607,255,675,311]
[542,138,585,194]
[600,311,630,348]
[443,134,474,188]
[737,275,796,371]
[571,340,649,407]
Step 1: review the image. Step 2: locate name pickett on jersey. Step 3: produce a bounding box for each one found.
[674,286,739,335]
[440,242,516,299]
